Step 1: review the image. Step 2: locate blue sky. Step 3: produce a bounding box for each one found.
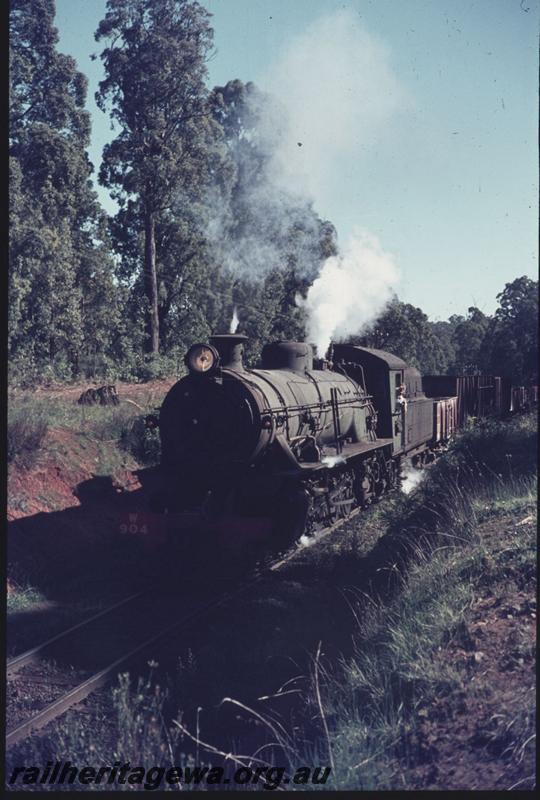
[55,0,538,320]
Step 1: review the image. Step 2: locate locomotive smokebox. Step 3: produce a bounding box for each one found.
[210,333,248,372]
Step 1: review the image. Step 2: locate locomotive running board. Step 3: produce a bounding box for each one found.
[269,438,394,476]
[302,438,394,469]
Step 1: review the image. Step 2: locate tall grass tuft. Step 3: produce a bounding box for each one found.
[120,416,161,466]
[7,392,163,468]
[289,415,537,789]
[7,668,192,792]
[7,403,49,468]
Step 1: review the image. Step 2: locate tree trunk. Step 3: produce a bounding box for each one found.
[144,211,160,354]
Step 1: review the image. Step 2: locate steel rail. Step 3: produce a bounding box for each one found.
[6,589,235,749]
[7,592,144,676]
[6,506,363,750]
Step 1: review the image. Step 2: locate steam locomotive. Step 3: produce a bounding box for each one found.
[154,333,535,542]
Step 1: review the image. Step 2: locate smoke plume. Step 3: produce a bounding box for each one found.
[298,230,399,357]
[262,9,407,206]
[206,9,406,342]
[229,306,239,334]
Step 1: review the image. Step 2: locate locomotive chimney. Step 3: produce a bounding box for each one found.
[209,334,248,372]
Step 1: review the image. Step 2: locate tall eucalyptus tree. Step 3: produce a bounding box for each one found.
[10,0,117,379]
[95,0,218,354]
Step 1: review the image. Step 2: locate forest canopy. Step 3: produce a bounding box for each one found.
[8,0,538,387]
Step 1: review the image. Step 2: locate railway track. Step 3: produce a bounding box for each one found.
[6,507,362,751]
[7,592,144,676]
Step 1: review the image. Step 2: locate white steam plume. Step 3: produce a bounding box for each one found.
[298,230,399,357]
[321,455,346,468]
[229,306,240,334]
[401,463,425,495]
[261,9,408,206]
[206,9,406,338]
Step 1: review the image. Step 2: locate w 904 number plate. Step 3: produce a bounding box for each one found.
[118,511,166,538]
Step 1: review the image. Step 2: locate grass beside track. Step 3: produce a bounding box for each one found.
[292,413,537,790]
[297,478,536,790]
[7,388,166,470]
[5,413,537,791]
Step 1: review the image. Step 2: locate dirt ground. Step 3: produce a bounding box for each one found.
[7,380,176,615]
[405,511,536,791]
[8,379,176,521]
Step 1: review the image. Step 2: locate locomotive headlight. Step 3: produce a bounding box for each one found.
[185,343,219,375]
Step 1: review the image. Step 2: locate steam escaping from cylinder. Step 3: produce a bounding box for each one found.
[229,306,240,334]
[321,454,346,468]
[401,462,425,495]
[297,231,399,358]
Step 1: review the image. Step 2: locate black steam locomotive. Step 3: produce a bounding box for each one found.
[154,333,534,542]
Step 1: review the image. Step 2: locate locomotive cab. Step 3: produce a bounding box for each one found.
[332,345,407,454]
[332,346,437,458]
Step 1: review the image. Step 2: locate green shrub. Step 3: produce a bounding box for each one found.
[120,415,161,465]
[8,349,184,388]
[7,582,46,615]
[118,352,185,383]
[448,413,537,477]
[379,412,538,555]
[7,403,49,467]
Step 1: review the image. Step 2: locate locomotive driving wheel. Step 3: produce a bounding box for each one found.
[373,451,389,497]
[355,456,376,507]
[354,451,389,506]
[327,468,356,523]
[304,488,329,537]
